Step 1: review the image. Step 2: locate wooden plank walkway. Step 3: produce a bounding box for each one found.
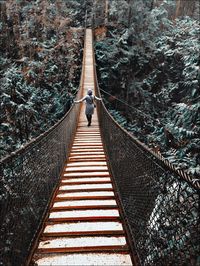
[31,29,133,265]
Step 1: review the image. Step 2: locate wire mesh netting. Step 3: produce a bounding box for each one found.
[0,88,82,266]
[91,23,200,263]
[96,99,200,265]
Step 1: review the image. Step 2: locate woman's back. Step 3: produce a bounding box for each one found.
[85,95,94,115]
[85,95,94,105]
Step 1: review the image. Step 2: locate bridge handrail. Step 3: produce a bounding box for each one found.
[0,103,73,165]
[92,28,200,266]
[96,85,200,190]
[98,93,200,190]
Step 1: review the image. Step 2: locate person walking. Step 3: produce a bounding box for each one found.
[74,89,102,126]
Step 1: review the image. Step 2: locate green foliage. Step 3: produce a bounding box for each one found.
[0,0,85,158]
[95,0,200,175]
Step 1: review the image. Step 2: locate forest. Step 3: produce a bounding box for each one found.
[0,0,199,177]
[0,0,87,158]
[95,0,200,176]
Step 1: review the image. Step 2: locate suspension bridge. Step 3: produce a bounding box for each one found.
[0,29,199,266]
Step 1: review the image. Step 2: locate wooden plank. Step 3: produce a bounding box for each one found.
[74,139,102,142]
[73,140,102,142]
[61,178,111,183]
[68,158,106,162]
[52,199,117,207]
[60,181,111,185]
[64,172,110,177]
[68,155,106,158]
[59,185,113,191]
[70,148,104,151]
[76,130,101,133]
[42,230,124,237]
[71,147,104,151]
[54,196,115,201]
[65,166,108,172]
[58,188,114,193]
[75,134,101,136]
[32,252,132,266]
[45,217,121,226]
[73,143,103,146]
[61,177,111,182]
[48,217,121,222]
[37,245,129,254]
[43,220,123,233]
[75,136,100,138]
[67,162,107,166]
[70,150,104,154]
[51,205,118,211]
[69,153,105,157]
[60,182,112,186]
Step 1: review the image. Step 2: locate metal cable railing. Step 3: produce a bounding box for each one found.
[92,32,200,265]
[0,34,86,266]
[99,88,200,190]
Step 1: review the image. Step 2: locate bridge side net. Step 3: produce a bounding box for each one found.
[97,100,199,265]
[91,25,200,263]
[0,86,82,266]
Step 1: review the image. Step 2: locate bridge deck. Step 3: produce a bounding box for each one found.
[31,29,133,265]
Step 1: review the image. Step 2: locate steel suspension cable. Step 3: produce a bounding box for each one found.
[100,88,161,123]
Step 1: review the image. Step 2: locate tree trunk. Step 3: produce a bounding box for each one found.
[175,0,181,18]
[105,0,108,24]
[175,0,198,19]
